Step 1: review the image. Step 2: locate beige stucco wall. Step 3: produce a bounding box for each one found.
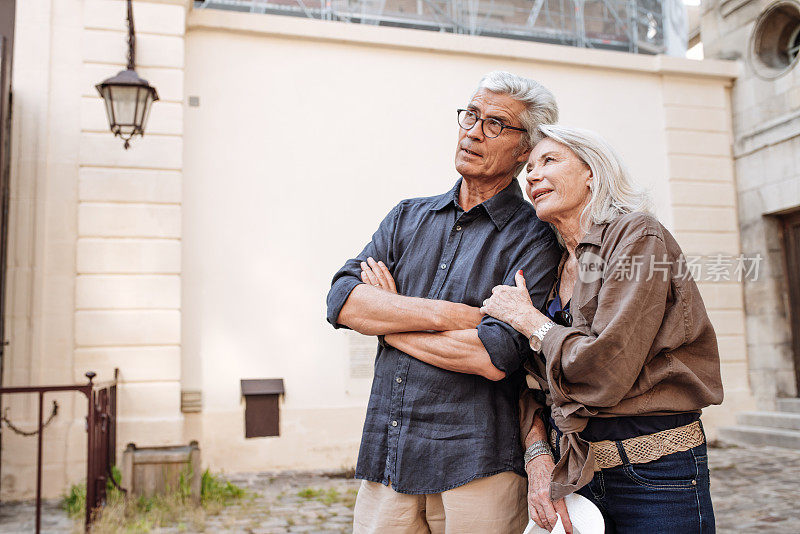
[76,0,187,454]
[182,11,750,473]
[2,3,750,499]
[2,0,188,499]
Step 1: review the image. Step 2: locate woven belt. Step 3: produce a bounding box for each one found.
[590,420,705,470]
[548,421,705,471]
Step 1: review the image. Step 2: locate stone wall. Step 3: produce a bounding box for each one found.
[701,0,800,409]
[662,76,754,427]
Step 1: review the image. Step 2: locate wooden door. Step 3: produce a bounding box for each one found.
[781,210,800,396]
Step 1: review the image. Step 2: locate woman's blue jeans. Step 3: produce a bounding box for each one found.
[554,427,716,533]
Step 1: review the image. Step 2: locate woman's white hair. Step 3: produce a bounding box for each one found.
[537,124,653,227]
[475,71,559,149]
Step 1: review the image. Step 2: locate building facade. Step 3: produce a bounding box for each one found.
[700,0,800,444]
[702,0,800,407]
[2,0,752,499]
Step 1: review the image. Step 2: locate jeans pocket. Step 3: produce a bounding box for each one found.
[622,449,699,489]
[586,471,605,500]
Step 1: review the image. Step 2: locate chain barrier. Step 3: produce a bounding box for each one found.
[0,401,59,436]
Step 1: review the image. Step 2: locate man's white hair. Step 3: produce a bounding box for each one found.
[474,71,559,148]
[537,124,653,227]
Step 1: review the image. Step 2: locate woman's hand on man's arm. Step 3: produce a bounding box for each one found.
[481,270,552,338]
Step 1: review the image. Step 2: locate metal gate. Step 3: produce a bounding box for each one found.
[0,31,14,527]
[0,370,120,533]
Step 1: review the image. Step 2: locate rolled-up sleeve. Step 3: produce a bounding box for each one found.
[518,386,547,446]
[477,316,525,375]
[478,237,560,375]
[326,204,401,329]
[326,277,364,330]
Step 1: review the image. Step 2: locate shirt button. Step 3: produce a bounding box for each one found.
[455,225,462,231]
[391,420,398,427]
[440,263,447,270]
[396,377,403,383]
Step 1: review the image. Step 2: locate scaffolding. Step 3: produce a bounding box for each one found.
[194,0,687,56]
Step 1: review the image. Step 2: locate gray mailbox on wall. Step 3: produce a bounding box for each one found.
[240,378,285,438]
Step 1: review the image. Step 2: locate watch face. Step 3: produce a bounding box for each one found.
[529,336,542,352]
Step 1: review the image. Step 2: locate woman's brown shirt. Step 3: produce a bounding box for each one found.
[521,212,724,500]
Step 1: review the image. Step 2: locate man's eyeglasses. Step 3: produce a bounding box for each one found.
[456,109,527,139]
[553,310,573,327]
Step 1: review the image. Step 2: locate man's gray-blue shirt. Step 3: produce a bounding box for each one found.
[326,178,561,494]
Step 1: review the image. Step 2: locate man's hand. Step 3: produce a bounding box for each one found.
[360,257,397,294]
[525,455,573,534]
[359,257,484,331]
[340,257,485,335]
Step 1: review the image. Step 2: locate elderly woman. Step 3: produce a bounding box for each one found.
[480,125,723,533]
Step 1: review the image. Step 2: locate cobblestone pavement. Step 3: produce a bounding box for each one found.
[0,443,798,533]
[0,498,73,533]
[708,443,800,532]
[205,471,361,534]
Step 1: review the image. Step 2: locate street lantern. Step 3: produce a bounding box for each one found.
[95,0,158,149]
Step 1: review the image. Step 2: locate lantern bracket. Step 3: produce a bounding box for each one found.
[94,0,159,149]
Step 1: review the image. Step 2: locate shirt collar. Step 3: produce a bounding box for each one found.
[429,179,462,212]
[429,177,526,231]
[578,221,606,247]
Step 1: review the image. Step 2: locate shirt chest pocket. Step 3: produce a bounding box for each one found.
[577,294,599,325]
[651,275,694,349]
[574,278,602,326]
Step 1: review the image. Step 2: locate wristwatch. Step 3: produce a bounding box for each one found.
[528,321,556,352]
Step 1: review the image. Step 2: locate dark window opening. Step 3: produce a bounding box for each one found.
[750,1,800,79]
[241,379,285,438]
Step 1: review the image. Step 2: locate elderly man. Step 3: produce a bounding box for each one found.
[326,71,562,533]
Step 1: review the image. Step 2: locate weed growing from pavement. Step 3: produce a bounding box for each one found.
[296,486,358,508]
[61,468,248,532]
[200,469,246,510]
[62,465,122,518]
[62,482,87,517]
[297,488,325,499]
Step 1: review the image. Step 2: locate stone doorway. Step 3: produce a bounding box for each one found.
[780,209,800,397]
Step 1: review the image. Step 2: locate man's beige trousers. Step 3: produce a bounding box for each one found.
[352,471,527,534]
